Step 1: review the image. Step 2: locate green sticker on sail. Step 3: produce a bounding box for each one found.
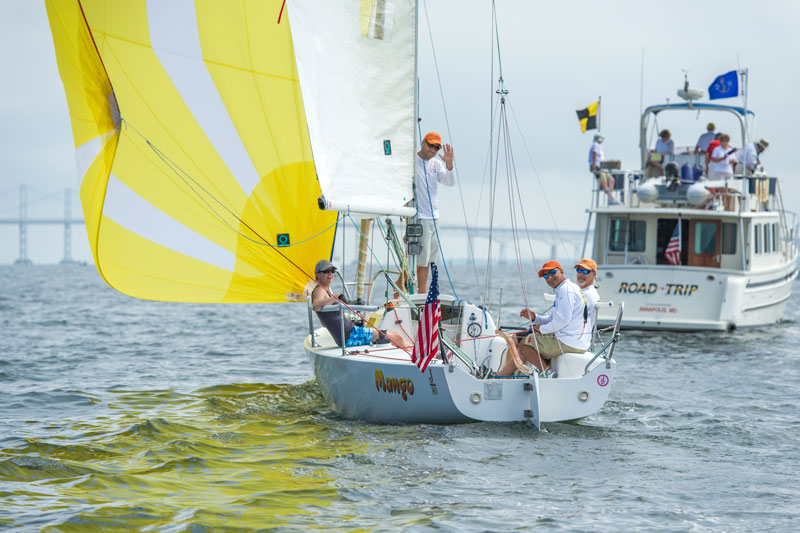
[383,140,392,155]
[277,234,290,247]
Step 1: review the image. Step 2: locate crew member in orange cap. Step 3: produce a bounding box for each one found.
[495,260,590,377]
[574,258,599,334]
[413,131,455,292]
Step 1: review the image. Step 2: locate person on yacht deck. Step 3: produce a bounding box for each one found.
[312,260,406,350]
[496,260,589,376]
[695,123,716,153]
[588,134,619,205]
[737,138,769,175]
[705,133,723,178]
[646,129,675,179]
[710,134,738,179]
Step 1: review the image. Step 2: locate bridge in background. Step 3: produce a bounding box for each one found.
[0,186,83,264]
[435,223,589,263]
[0,186,591,264]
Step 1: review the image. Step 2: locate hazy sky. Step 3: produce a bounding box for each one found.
[2,0,799,264]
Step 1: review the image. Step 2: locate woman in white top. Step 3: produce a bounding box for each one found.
[710,134,737,179]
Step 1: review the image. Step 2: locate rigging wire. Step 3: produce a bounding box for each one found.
[470,104,501,235]
[127,119,337,251]
[506,97,574,262]
[420,0,481,289]
[120,118,346,313]
[485,0,576,360]
[483,100,502,307]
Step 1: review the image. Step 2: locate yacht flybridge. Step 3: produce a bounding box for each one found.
[589,87,797,331]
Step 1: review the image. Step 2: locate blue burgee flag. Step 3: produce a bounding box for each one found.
[708,71,739,99]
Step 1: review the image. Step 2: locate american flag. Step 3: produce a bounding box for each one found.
[665,222,681,265]
[412,264,442,373]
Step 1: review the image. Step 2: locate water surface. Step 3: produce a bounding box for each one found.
[1,265,798,531]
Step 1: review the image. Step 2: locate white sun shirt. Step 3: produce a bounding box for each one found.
[533,279,591,350]
[415,154,455,219]
[582,284,600,336]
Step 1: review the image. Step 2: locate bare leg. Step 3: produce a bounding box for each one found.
[417,265,429,294]
[373,329,410,353]
[393,270,408,298]
[519,344,546,373]
[496,330,527,375]
[495,330,547,375]
[603,176,616,201]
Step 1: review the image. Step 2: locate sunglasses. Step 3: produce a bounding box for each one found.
[427,142,441,150]
[575,267,593,274]
[320,269,336,274]
[542,268,559,279]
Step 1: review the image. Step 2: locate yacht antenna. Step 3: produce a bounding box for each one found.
[677,70,703,106]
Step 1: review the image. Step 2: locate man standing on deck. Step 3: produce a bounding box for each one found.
[496,260,589,376]
[737,138,769,175]
[414,132,455,292]
[695,123,716,153]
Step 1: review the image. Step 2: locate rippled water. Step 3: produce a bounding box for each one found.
[1,265,799,531]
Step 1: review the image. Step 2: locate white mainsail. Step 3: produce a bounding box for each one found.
[289,0,417,217]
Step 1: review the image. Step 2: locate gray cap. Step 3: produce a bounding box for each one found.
[593,134,605,142]
[315,259,336,273]
[756,138,769,150]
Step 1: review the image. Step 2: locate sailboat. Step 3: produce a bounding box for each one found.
[45,0,621,428]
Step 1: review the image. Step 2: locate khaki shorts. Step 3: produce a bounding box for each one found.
[644,165,661,180]
[522,332,584,359]
[592,168,611,187]
[416,218,440,265]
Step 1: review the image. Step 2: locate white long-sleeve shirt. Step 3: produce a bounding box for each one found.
[533,279,591,350]
[415,154,455,219]
[582,285,600,339]
[737,142,759,172]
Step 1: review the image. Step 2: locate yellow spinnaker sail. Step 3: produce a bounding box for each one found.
[45,0,336,303]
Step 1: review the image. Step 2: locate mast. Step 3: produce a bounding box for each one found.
[411,0,420,290]
[354,218,372,304]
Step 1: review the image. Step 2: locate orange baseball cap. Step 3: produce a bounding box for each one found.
[538,260,562,277]
[574,258,597,272]
[423,132,442,145]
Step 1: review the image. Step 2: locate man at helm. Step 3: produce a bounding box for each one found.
[495,260,590,376]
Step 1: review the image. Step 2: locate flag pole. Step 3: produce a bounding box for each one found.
[741,68,749,142]
[598,95,602,134]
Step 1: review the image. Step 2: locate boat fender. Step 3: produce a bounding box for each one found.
[637,182,659,203]
[687,183,712,206]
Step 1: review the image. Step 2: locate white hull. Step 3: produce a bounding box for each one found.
[596,261,797,331]
[305,335,616,426]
